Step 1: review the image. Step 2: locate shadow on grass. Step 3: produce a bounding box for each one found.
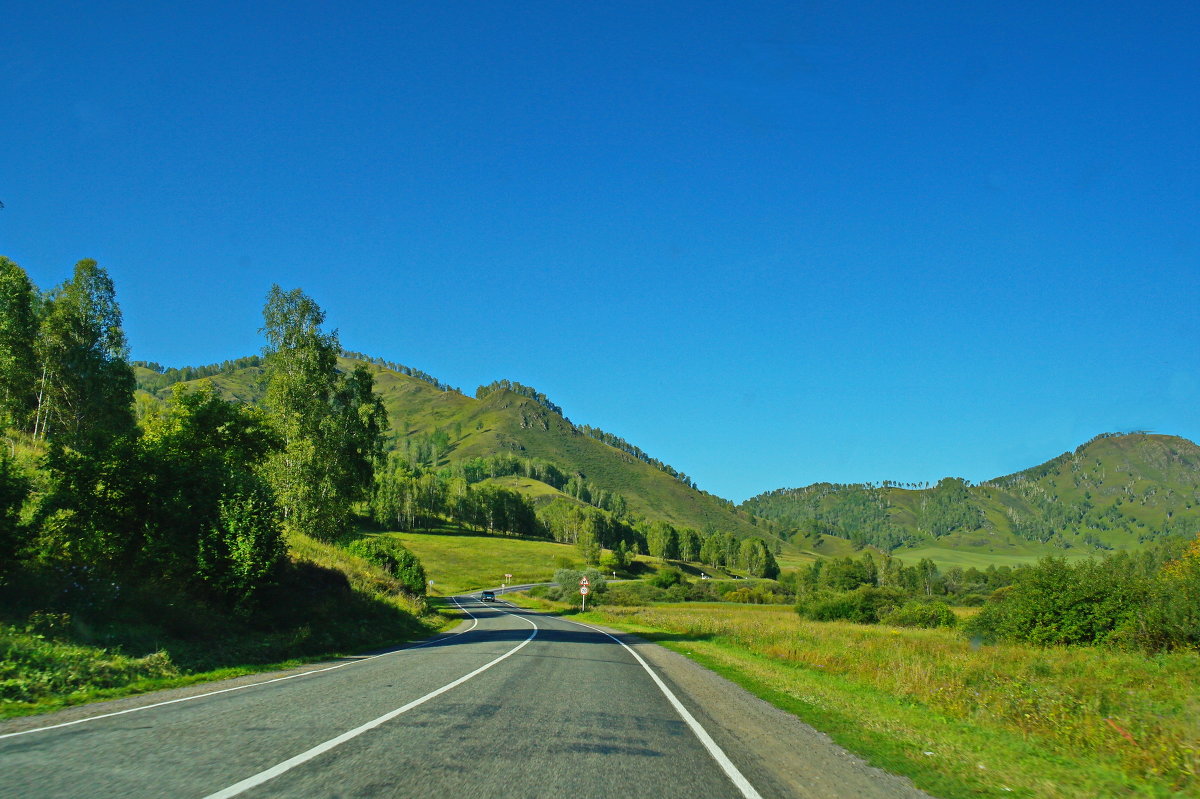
[0,561,437,677]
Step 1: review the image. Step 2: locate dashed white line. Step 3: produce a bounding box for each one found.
[202,603,538,799]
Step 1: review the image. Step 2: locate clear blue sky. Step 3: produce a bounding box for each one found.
[3,1,1197,502]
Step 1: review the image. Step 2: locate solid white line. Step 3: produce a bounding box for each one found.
[0,596,481,741]
[202,607,538,799]
[559,615,765,799]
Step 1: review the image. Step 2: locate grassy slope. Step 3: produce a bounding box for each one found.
[510,598,1200,799]
[367,362,775,541]
[370,524,736,595]
[380,528,588,595]
[746,433,1200,569]
[171,359,791,549]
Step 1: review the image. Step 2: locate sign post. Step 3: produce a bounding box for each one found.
[579,576,590,612]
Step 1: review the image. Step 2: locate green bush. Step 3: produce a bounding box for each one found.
[1116,536,1200,652]
[796,586,906,624]
[649,566,687,589]
[346,537,426,595]
[880,600,957,628]
[965,557,1147,647]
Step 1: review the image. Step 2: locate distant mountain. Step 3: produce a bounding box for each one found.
[742,433,1200,554]
[133,357,774,543]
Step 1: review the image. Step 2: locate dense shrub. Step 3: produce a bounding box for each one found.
[1117,536,1200,651]
[345,537,426,595]
[649,567,687,589]
[880,600,957,628]
[965,557,1147,647]
[795,586,907,624]
[540,568,607,602]
[722,585,791,604]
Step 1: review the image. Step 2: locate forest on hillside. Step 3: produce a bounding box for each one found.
[744,435,1200,553]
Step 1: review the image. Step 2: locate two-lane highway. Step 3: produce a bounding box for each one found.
[0,596,931,798]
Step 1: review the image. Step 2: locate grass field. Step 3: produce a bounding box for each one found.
[378,526,734,594]
[383,528,590,594]
[510,597,1200,798]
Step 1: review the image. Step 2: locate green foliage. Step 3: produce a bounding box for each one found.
[744,482,913,550]
[738,537,780,578]
[0,449,30,571]
[966,556,1150,647]
[745,433,1200,554]
[878,600,957,629]
[132,356,265,396]
[544,567,606,601]
[599,581,675,605]
[196,486,285,609]
[141,385,285,610]
[32,259,136,447]
[474,380,563,415]
[261,286,387,540]
[721,584,791,604]
[345,536,426,595]
[649,566,687,589]
[917,477,984,536]
[0,256,38,430]
[0,618,178,704]
[796,586,907,624]
[645,520,679,560]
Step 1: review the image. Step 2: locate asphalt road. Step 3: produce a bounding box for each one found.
[0,595,932,798]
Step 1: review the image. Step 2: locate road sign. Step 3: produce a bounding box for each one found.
[580,585,590,595]
[579,576,590,586]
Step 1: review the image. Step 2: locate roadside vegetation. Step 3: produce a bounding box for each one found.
[510,595,1199,798]
[0,257,441,717]
[512,534,1200,797]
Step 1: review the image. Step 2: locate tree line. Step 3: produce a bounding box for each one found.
[0,256,410,615]
[577,424,698,490]
[341,350,462,394]
[365,447,780,576]
[130,356,265,395]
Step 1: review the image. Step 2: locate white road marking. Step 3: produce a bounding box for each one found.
[202,603,538,799]
[0,596,481,741]
[557,615,765,799]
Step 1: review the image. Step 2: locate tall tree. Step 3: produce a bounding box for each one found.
[261,286,387,540]
[33,260,134,447]
[0,257,38,430]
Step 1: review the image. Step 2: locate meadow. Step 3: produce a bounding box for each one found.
[384,527,592,595]
[513,598,1200,798]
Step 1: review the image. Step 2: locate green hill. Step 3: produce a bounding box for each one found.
[134,357,781,547]
[743,433,1200,560]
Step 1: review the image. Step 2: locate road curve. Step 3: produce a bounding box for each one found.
[0,595,931,798]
